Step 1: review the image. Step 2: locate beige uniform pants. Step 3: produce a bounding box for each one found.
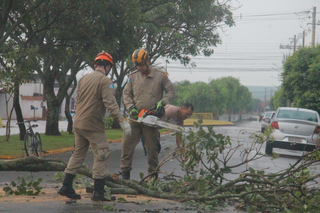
[120,121,160,173]
[65,128,110,179]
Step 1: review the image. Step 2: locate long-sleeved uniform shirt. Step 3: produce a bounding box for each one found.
[74,69,124,132]
[123,67,175,112]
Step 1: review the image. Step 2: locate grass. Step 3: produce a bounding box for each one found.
[0,129,123,157]
[0,128,171,157]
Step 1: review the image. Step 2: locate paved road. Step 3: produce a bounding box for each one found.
[0,119,313,213]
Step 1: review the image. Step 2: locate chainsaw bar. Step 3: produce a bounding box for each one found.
[129,115,184,132]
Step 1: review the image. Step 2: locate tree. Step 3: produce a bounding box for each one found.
[219,76,241,121]
[171,78,253,119]
[105,0,235,120]
[209,79,228,119]
[282,45,320,112]
[0,43,39,140]
[12,0,114,135]
[235,85,253,119]
[0,0,46,47]
[184,82,216,113]
[269,87,287,110]
[1,0,235,135]
[171,80,192,106]
[0,0,48,139]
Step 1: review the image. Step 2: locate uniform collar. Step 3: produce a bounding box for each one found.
[144,67,154,77]
[95,69,105,74]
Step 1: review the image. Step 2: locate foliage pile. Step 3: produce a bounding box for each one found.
[3,173,43,196]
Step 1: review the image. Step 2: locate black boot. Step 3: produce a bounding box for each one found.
[122,171,130,180]
[58,173,81,199]
[91,179,110,201]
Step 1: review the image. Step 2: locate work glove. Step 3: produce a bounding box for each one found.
[155,101,165,112]
[119,119,131,136]
[153,101,165,118]
[129,106,139,120]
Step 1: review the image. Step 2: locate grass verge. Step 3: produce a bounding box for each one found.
[0,129,124,157]
[0,128,171,157]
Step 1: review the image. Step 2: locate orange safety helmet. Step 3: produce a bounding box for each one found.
[132,49,149,66]
[94,51,113,66]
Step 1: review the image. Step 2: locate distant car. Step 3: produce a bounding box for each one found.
[258,113,265,122]
[261,111,276,133]
[265,107,320,155]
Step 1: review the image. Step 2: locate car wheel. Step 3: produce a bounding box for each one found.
[265,141,273,155]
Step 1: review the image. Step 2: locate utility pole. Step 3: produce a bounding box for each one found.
[264,88,267,103]
[302,31,305,47]
[312,6,316,47]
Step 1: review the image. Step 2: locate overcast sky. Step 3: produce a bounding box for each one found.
[158,0,320,87]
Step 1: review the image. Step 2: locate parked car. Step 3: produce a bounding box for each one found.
[261,111,276,133]
[265,107,320,155]
[258,112,265,122]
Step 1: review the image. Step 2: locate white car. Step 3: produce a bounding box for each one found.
[260,111,276,133]
[265,107,320,155]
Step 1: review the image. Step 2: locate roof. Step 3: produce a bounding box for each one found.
[260,102,269,108]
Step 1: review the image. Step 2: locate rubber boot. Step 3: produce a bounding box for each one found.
[91,179,109,201]
[122,171,130,180]
[57,173,81,199]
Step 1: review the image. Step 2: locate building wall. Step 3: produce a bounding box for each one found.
[0,80,75,121]
[20,96,44,120]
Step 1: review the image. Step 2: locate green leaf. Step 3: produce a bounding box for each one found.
[102,205,114,211]
[249,167,255,174]
[220,167,231,173]
[139,172,144,180]
[103,186,111,201]
[117,197,127,203]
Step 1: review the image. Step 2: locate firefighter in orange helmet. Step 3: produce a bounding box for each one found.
[121,48,175,181]
[58,51,131,201]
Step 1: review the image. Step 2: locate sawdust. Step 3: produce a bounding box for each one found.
[0,186,172,204]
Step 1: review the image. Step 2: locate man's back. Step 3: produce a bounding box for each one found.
[74,70,118,132]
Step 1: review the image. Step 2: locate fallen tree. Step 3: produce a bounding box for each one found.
[1,122,320,212]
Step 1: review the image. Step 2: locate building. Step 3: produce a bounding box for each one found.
[0,75,75,120]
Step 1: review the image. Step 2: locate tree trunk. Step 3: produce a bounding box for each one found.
[214,109,220,120]
[13,82,26,141]
[111,81,123,129]
[65,79,77,134]
[64,93,73,134]
[45,94,61,135]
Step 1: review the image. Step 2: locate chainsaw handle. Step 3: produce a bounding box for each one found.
[138,105,157,118]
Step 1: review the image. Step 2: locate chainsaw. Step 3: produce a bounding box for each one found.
[129,108,184,132]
